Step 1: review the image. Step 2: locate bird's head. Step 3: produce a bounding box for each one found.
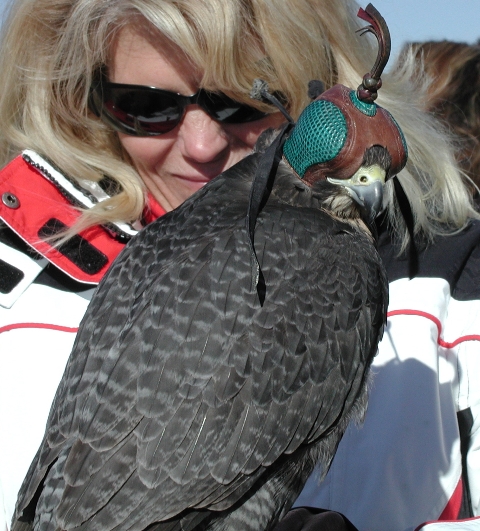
[282,83,407,224]
[281,3,408,225]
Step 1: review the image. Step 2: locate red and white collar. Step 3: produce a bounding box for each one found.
[0,151,165,300]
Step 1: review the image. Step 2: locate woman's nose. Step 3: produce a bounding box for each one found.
[177,106,230,163]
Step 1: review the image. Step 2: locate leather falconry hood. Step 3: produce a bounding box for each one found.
[282,3,408,185]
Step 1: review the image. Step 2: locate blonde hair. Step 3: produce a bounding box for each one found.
[0,0,476,246]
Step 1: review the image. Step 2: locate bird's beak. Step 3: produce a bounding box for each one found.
[327,165,386,224]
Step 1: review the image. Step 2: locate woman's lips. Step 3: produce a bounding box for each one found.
[174,173,216,189]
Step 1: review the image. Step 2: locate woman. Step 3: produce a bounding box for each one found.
[0,1,478,530]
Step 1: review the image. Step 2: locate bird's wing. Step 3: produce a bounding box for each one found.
[14,156,387,531]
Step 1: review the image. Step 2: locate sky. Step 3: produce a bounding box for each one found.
[366,0,479,62]
[0,0,478,59]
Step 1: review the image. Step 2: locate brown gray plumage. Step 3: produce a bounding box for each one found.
[12,137,388,531]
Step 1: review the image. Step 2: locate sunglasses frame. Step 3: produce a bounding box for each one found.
[89,73,270,137]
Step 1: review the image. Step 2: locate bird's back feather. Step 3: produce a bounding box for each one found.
[14,153,387,531]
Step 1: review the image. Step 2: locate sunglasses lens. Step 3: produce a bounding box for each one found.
[91,81,269,136]
[200,92,267,123]
[102,85,182,135]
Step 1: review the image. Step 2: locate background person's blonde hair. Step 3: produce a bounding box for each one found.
[399,40,480,197]
[0,0,476,249]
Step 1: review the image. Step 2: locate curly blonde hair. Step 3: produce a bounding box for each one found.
[0,0,477,246]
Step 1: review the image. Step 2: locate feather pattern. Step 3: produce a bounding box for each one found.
[13,148,387,531]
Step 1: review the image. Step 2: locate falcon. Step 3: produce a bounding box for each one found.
[13,4,407,531]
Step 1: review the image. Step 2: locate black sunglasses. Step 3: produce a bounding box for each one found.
[89,79,269,136]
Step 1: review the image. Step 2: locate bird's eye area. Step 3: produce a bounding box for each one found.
[359,175,369,183]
